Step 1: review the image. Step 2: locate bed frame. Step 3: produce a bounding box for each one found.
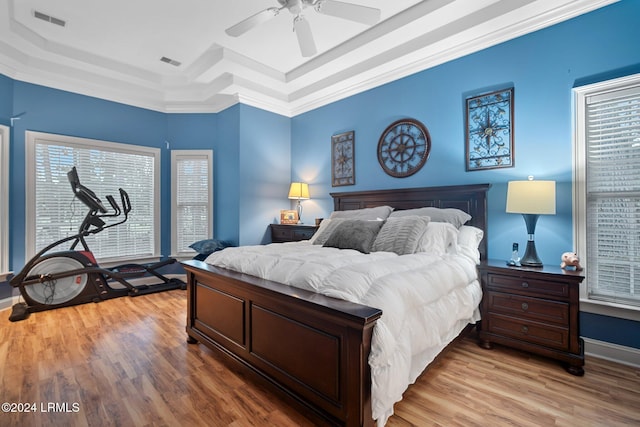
[182,184,490,426]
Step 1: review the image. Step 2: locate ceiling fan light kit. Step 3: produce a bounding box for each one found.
[226,0,382,57]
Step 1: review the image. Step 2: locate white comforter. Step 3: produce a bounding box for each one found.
[205,242,482,425]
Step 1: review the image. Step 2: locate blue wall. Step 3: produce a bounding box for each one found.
[0,82,291,275]
[291,0,640,348]
[1,0,638,349]
[0,74,12,126]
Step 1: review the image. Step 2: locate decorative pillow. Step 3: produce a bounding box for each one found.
[311,218,347,245]
[457,225,484,264]
[389,207,471,228]
[189,238,231,255]
[322,220,384,254]
[329,205,394,221]
[371,216,431,255]
[189,239,232,260]
[416,222,459,255]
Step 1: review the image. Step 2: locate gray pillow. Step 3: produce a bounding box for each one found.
[322,220,384,254]
[329,205,393,221]
[372,216,431,255]
[312,218,347,245]
[389,207,471,228]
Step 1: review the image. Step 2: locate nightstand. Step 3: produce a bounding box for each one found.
[477,259,585,375]
[270,224,318,243]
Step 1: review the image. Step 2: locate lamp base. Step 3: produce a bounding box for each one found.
[520,240,543,267]
[296,200,303,224]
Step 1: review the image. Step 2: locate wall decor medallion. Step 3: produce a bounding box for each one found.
[377,118,431,178]
[465,88,514,171]
[331,131,355,186]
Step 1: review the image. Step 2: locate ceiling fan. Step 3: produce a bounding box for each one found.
[225,0,381,57]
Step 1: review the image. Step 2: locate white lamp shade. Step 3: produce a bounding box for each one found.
[288,182,310,200]
[506,180,556,215]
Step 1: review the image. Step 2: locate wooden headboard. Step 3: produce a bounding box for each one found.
[331,184,491,260]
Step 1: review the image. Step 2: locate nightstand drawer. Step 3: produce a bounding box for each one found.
[486,273,569,299]
[273,227,295,241]
[487,291,569,326]
[270,224,318,243]
[486,313,569,351]
[294,228,316,240]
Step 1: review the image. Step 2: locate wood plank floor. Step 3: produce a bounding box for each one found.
[1,290,639,426]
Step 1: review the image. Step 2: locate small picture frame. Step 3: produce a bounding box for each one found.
[280,209,299,224]
[465,88,514,171]
[332,131,355,187]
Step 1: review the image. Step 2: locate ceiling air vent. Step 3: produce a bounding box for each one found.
[33,10,66,27]
[160,56,181,67]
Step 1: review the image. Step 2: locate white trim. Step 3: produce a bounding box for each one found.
[580,298,640,322]
[0,125,9,277]
[170,150,213,258]
[583,337,640,368]
[0,294,21,312]
[572,73,640,322]
[24,131,162,263]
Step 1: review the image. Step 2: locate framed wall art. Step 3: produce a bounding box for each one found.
[331,131,355,186]
[465,88,514,171]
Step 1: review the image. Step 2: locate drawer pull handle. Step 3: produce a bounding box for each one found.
[521,303,529,311]
[521,326,529,333]
[521,281,529,288]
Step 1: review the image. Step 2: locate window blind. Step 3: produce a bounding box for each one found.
[585,85,640,306]
[29,133,160,263]
[172,151,213,256]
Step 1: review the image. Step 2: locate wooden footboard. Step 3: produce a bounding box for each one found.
[182,260,382,427]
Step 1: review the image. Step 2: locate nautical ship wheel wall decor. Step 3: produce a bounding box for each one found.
[377,118,431,178]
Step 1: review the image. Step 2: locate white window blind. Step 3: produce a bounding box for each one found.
[583,82,640,307]
[0,125,9,277]
[171,150,213,256]
[26,131,160,263]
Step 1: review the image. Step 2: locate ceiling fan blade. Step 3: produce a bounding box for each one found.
[293,15,317,57]
[314,0,381,26]
[225,7,280,37]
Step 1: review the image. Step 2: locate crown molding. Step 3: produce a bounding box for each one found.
[0,0,619,117]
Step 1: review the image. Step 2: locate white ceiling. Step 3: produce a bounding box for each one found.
[0,0,617,117]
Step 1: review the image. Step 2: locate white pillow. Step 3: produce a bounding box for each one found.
[457,225,484,264]
[390,207,471,228]
[416,222,459,255]
[371,216,431,255]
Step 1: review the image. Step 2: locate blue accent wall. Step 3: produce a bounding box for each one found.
[237,104,291,244]
[291,0,640,349]
[0,0,638,349]
[0,74,12,127]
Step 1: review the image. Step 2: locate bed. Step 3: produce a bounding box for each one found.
[182,184,490,426]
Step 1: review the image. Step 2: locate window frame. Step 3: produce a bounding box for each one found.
[0,124,9,280]
[25,131,162,265]
[573,72,640,322]
[170,149,214,259]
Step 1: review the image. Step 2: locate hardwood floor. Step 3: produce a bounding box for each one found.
[1,290,638,426]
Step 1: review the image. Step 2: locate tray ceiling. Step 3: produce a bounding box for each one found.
[0,0,617,116]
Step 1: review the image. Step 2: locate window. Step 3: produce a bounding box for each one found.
[26,131,161,264]
[574,73,640,316]
[0,125,9,279]
[171,150,213,257]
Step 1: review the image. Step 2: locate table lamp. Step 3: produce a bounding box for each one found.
[506,177,556,267]
[288,182,309,224]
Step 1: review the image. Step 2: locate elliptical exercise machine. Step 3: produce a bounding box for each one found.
[9,167,185,321]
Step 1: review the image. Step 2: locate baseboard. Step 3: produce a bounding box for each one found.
[0,294,20,312]
[0,274,187,313]
[583,337,640,368]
